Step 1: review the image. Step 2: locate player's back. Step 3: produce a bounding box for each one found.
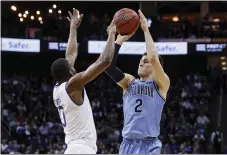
[122,79,166,140]
[53,82,97,151]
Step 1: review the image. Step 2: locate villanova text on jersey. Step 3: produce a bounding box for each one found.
[122,80,166,140]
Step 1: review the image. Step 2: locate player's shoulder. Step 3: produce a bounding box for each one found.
[128,78,140,87]
[54,82,67,90]
[53,82,67,97]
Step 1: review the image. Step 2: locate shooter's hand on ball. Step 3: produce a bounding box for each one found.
[67,8,84,29]
[115,32,135,45]
[138,9,149,32]
[107,19,117,35]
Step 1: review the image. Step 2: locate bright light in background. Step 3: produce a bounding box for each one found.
[172,16,179,22]
[40,21,43,24]
[53,4,57,9]
[20,18,23,22]
[222,67,227,70]
[18,13,22,17]
[11,5,17,11]
[58,10,61,14]
[25,11,29,15]
[220,56,226,60]
[221,62,226,66]
[38,17,42,21]
[147,18,152,28]
[49,9,53,13]
[213,18,220,22]
[36,11,40,15]
[31,16,34,20]
[23,14,27,18]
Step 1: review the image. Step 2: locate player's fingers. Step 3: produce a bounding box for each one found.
[139,18,143,24]
[129,31,135,37]
[68,11,73,18]
[77,14,83,25]
[73,8,76,16]
[77,10,80,18]
[138,9,145,19]
[74,9,79,18]
[67,17,71,22]
[79,14,84,21]
[111,19,117,26]
[106,26,110,32]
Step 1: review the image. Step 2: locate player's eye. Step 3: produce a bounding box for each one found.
[144,59,149,63]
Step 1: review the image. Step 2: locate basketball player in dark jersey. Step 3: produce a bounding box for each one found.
[105,10,170,154]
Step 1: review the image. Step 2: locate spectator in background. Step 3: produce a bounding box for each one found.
[1,71,213,153]
[211,127,223,153]
[1,139,9,154]
[197,112,210,126]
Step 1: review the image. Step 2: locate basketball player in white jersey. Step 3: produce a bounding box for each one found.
[51,9,117,154]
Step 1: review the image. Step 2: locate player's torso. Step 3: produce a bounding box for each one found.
[53,82,97,150]
[122,79,165,140]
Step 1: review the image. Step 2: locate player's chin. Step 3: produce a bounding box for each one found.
[138,70,144,77]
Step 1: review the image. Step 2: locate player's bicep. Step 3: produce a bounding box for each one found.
[150,57,170,91]
[117,73,135,90]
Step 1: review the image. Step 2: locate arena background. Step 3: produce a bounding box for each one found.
[1,1,227,154]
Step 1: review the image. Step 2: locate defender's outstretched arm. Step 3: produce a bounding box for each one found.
[65,9,83,74]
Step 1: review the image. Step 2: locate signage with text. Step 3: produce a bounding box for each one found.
[196,43,227,53]
[88,41,188,55]
[48,42,68,51]
[1,38,40,52]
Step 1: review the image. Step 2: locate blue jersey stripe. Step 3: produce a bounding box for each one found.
[153,81,166,102]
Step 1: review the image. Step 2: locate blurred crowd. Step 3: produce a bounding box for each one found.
[2,10,227,41]
[1,68,214,154]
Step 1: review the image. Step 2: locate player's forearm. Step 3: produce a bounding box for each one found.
[144,30,159,60]
[105,43,125,82]
[99,31,115,63]
[65,29,78,68]
[107,43,121,67]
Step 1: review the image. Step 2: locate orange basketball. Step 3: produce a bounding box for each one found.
[113,8,140,35]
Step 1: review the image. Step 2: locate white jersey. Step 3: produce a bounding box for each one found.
[53,82,97,152]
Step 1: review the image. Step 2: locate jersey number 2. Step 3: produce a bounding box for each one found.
[58,106,66,127]
[135,99,143,113]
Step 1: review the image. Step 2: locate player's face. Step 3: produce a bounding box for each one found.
[138,55,152,77]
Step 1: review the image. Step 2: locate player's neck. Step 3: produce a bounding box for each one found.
[140,75,154,81]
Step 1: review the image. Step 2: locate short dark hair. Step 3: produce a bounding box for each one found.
[143,53,164,66]
[51,58,71,82]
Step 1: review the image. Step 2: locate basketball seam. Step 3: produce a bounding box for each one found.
[117,15,138,29]
[114,10,136,20]
[128,18,140,34]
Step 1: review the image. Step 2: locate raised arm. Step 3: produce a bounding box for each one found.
[65,9,83,74]
[67,20,117,91]
[138,9,170,92]
[105,33,135,91]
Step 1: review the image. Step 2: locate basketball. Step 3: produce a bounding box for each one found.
[113,8,140,35]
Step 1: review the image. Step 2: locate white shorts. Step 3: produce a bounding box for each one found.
[64,139,97,154]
